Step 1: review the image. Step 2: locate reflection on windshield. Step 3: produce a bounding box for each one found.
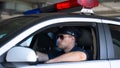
[0,16,37,40]
[0,34,6,39]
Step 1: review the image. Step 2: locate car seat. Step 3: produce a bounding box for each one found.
[77,28,93,60]
[29,32,56,54]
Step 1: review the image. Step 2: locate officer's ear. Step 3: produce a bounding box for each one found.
[71,36,76,41]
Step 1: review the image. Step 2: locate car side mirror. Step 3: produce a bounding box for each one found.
[6,47,37,62]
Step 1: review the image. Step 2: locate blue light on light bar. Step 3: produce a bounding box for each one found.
[23,8,41,15]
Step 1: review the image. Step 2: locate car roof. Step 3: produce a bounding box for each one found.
[31,13,120,21]
[3,13,119,25]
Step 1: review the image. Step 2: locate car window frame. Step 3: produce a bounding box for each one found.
[96,23,108,60]
[0,16,102,56]
[103,24,115,59]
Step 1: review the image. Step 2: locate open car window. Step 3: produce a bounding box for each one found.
[4,22,98,66]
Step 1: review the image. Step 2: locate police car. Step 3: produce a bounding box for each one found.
[0,0,120,68]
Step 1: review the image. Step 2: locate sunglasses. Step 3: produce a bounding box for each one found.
[57,34,73,40]
[57,35,64,40]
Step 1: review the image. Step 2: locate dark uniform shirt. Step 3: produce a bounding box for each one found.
[48,45,89,60]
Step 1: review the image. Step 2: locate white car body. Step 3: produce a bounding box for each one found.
[0,13,120,68]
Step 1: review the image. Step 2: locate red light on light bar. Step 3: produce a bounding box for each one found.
[77,0,99,8]
[55,0,99,11]
[56,0,81,11]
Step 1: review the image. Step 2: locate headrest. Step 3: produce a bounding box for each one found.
[77,29,93,47]
[6,47,37,62]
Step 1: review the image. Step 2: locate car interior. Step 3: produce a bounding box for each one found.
[0,22,98,67]
[29,26,94,60]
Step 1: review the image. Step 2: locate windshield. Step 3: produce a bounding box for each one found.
[0,16,37,40]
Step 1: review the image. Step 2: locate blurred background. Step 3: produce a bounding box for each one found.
[0,0,120,20]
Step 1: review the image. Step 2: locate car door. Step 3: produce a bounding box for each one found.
[19,17,111,68]
[101,18,120,68]
[0,14,110,68]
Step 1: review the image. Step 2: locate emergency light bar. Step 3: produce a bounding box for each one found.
[55,0,80,11]
[23,0,99,15]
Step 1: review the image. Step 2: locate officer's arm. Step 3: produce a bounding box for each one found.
[37,52,49,61]
[46,51,87,63]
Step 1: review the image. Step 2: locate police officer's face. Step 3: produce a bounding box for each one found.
[57,34,75,49]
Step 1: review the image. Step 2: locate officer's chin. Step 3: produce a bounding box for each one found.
[58,45,63,49]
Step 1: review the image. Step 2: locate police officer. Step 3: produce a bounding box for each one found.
[37,27,88,63]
